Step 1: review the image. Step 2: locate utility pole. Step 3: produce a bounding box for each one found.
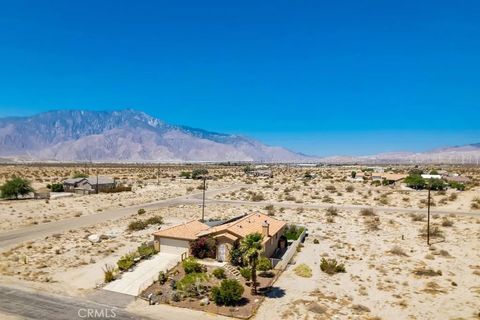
[427,183,431,246]
[96,168,99,194]
[201,176,206,222]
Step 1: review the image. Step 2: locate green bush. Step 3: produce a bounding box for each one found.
[404,174,426,190]
[145,216,163,225]
[320,258,346,275]
[0,177,34,199]
[239,267,252,280]
[49,183,64,192]
[137,243,156,258]
[137,208,146,215]
[175,272,209,297]
[257,257,272,272]
[213,267,226,279]
[211,279,244,306]
[128,220,148,231]
[192,168,209,180]
[117,254,135,271]
[72,172,88,178]
[180,171,191,179]
[229,242,244,266]
[283,225,305,240]
[182,257,203,274]
[158,271,167,284]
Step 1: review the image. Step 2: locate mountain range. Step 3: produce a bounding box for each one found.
[0,110,312,162]
[0,109,478,164]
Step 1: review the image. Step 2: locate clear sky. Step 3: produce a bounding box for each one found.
[0,1,479,156]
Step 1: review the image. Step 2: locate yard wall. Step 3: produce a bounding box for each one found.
[273,227,307,271]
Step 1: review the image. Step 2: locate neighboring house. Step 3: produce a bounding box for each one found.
[371,173,383,181]
[381,173,407,185]
[153,213,287,262]
[421,174,442,180]
[444,175,471,184]
[63,176,116,194]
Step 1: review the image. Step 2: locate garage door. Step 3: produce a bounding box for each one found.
[160,238,190,255]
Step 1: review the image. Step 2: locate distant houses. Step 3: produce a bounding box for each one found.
[63,176,115,195]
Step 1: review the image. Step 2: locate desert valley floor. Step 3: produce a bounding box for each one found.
[0,164,479,320]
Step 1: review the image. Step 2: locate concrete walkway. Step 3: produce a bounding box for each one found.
[103,253,180,296]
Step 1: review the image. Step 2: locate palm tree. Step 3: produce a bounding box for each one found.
[240,232,263,294]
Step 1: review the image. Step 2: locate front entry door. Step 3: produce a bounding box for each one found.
[218,243,226,262]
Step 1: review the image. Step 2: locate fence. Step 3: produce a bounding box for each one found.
[273,227,307,271]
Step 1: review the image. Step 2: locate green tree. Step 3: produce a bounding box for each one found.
[351,171,356,178]
[427,178,446,191]
[0,177,34,199]
[404,174,426,190]
[240,232,263,294]
[191,168,209,180]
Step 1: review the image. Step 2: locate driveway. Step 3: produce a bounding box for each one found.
[103,253,181,296]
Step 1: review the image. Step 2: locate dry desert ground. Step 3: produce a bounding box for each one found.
[0,164,479,319]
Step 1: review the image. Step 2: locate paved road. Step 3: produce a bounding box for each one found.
[0,184,241,250]
[0,285,140,320]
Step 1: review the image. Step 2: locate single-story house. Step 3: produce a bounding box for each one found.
[381,173,408,184]
[444,175,471,184]
[152,213,287,262]
[421,174,443,180]
[63,176,116,194]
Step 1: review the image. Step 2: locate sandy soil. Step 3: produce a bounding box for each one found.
[0,164,479,319]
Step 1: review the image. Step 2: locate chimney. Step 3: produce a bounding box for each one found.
[262,220,269,238]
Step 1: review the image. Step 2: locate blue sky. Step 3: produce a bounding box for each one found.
[0,1,479,156]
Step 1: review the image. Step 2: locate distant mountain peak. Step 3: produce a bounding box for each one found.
[0,109,313,163]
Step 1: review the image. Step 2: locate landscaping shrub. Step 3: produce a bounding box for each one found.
[229,242,244,266]
[158,271,167,284]
[257,256,272,272]
[190,237,216,259]
[180,171,191,179]
[103,264,116,283]
[175,272,209,297]
[211,279,244,306]
[294,263,312,278]
[182,257,204,274]
[213,267,226,279]
[283,224,305,240]
[117,253,135,271]
[239,267,252,280]
[320,258,346,275]
[138,242,156,258]
[404,174,426,190]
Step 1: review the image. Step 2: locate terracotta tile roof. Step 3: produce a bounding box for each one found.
[152,220,210,240]
[381,173,407,181]
[197,213,286,242]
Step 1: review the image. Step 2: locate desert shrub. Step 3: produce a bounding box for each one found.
[137,208,146,215]
[192,168,208,180]
[320,258,346,275]
[211,279,244,306]
[313,238,319,244]
[182,257,204,274]
[239,267,252,280]
[180,171,191,179]
[250,192,265,202]
[420,225,444,238]
[360,208,376,216]
[128,220,148,231]
[441,218,454,227]
[257,256,272,272]
[264,204,275,216]
[72,172,88,178]
[117,253,135,271]
[102,186,132,193]
[346,185,355,193]
[388,245,408,256]
[145,216,164,225]
[138,242,156,258]
[190,237,216,259]
[0,177,34,199]
[471,197,480,210]
[449,181,465,191]
[325,185,336,192]
[213,267,226,279]
[294,263,312,278]
[365,216,381,231]
[284,224,305,240]
[49,183,64,192]
[158,271,167,284]
[325,206,338,216]
[103,264,116,283]
[448,193,458,201]
[410,213,425,222]
[285,195,296,201]
[413,268,442,277]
